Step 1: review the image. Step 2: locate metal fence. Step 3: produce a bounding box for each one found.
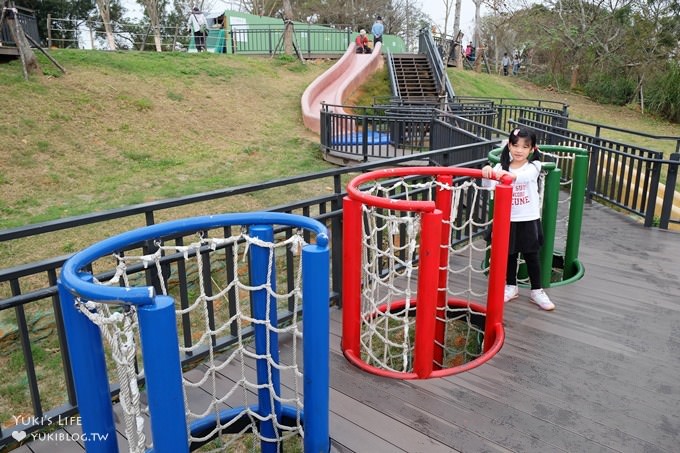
[46,17,355,55]
[516,116,680,228]
[2,97,679,448]
[0,143,490,449]
[318,101,568,166]
[319,100,679,228]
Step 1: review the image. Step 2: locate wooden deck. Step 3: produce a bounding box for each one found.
[14,202,680,452]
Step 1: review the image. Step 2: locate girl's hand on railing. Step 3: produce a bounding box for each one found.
[482,165,516,181]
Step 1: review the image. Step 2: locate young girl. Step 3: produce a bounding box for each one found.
[482,127,555,310]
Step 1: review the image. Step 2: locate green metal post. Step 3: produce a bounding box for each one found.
[540,166,561,288]
[564,153,588,279]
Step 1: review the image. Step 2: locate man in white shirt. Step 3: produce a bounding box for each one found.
[502,52,510,76]
[188,7,209,52]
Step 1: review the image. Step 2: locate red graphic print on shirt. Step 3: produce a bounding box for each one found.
[512,182,530,206]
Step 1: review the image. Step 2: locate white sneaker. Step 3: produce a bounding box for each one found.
[530,289,555,311]
[504,285,519,303]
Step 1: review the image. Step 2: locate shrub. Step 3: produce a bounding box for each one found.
[645,61,680,123]
[583,73,636,106]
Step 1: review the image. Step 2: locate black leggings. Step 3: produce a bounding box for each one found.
[507,251,541,289]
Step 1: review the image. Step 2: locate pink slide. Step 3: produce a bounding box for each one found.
[301,42,384,134]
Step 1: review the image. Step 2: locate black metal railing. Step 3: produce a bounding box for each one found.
[2,93,680,448]
[319,104,439,163]
[514,117,680,228]
[386,50,400,99]
[0,144,491,449]
[453,96,569,131]
[417,27,455,101]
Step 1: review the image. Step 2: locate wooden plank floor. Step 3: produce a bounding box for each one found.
[15,202,680,452]
[326,202,680,453]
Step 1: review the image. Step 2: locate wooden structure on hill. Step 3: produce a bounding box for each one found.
[1,1,65,79]
[0,2,39,56]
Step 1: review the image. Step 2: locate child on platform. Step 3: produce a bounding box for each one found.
[482,127,555,311]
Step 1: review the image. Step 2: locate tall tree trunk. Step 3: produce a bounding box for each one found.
[472,0,482,46]
[452,0,463,67]
[474,44,484,73]
[142,0,162,52]
[96,0,117,50]
[570,64,579,90]
[282,0,294,55]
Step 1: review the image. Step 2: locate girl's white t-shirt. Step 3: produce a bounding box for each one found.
[489,161,542,222]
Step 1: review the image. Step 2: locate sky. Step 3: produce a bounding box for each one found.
[417,0,483,40]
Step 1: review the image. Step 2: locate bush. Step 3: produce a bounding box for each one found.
[645,61,680,123]
[583,73,636,106]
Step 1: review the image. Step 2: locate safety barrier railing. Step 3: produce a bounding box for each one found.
[0,143,492,449]
[515,117,680,228]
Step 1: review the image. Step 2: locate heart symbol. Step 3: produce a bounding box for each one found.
[12,430,27,442]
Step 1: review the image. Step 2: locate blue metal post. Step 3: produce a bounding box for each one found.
[250,225,280,453]
[57,278,119,453]
[302,240,330,453]
[138,295,189,453]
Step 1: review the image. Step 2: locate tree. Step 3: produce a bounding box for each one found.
[138,0,167,51]
[479,0,513,74]
[94,0,117,49]
[21,0,96,47]
[282,0,293,54]
[4,1,40,78]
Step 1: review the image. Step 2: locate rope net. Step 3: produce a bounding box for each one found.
[352,173,497,375]
[77,228,309,452]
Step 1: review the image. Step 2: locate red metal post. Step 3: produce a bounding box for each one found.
[432,175,453,369]
[342,196,363,356]
[413,210,443,378]
[483,181,512,352]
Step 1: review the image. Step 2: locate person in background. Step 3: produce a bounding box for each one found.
[371,16,384,45]
[481,127,555,311]
[188,6,209,52]
[512,53,521,75]
[465,42,473,60]
[355,29,371,54]
[502,52,510,76]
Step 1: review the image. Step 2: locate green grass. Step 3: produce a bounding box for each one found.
[1,49,680,434]
[448,70,528,100]
[0,50,333,234]
[448,68,680,158]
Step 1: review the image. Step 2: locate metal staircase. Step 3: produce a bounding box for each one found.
[389,53,439,101]
[385,29,455,106]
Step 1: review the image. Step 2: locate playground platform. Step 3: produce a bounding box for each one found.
[13,200,680,452]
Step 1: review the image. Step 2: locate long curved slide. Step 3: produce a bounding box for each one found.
[301,42,384,134]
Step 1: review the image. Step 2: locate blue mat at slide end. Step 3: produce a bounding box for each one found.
[332,131,390,145]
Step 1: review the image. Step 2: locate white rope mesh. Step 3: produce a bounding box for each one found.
[74,228,309,452]
[357,175,495,373]
[545,151,576,253]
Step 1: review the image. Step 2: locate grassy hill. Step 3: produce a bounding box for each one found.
[1,50,679,234]
[0,50,334,230]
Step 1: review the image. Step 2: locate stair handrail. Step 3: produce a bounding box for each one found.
[386,49,402,100]
[418,27,455,104]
